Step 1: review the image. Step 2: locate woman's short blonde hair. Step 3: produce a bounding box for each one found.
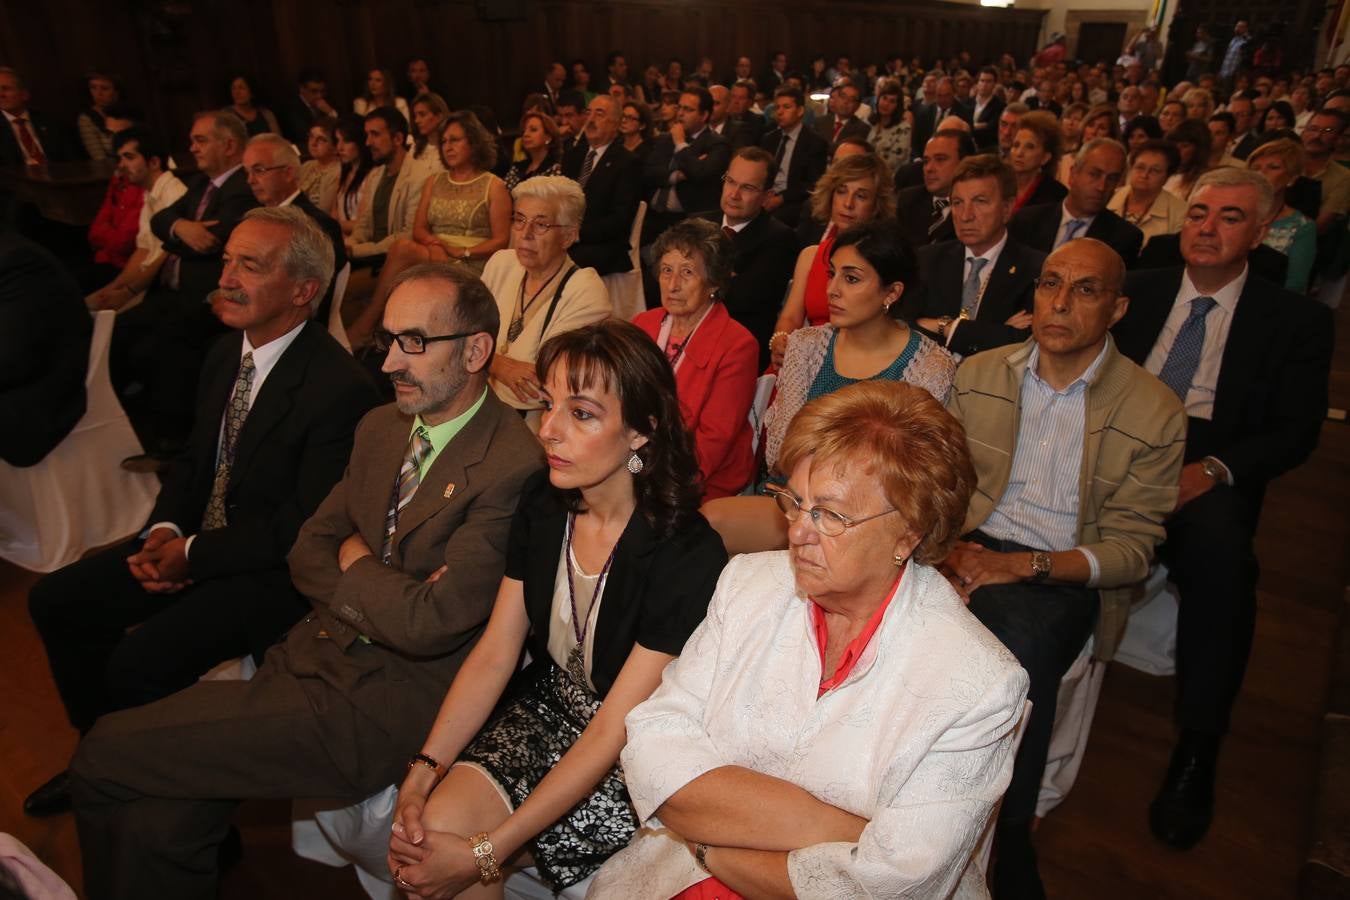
[808,152,896,225]
[778,381,974,566]
[1247,137,1305,179]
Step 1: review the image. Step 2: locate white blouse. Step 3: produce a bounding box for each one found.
[545,525,608,691]
[588,552,1029,900]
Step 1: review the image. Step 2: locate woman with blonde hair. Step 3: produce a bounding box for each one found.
[1248,137,1317,292]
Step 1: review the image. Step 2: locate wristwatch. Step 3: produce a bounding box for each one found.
[1200,457,1226,483]
[935,316,953,337]
[1030,550,1052,581]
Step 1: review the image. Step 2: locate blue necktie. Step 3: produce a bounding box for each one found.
[961,257,989,317]
[1056,218,1088,248]
[1156,296,1217,401]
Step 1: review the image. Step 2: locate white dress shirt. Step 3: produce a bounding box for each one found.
[1143,265,1244,423]
[136,171,189,266]
[1054,201,1097,248]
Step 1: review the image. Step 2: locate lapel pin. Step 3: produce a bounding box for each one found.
[1009,265,1016,274]
[443,483,456,499]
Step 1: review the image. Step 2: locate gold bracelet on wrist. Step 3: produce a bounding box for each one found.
[469,832,502,884]
[770,330,789,352]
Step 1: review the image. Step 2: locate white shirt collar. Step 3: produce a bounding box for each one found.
[964,230,1008,266]
[721,214,752,233]
[278,190,303,207]
[783,121,804,140]
[242,319,306,377]
[1178,263,1246,317]
[211,163,243,190]
[585,139,612,162]
[2,109,29,124]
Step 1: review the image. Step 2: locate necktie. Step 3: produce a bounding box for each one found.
[162,181,219,291]
[1156,296,1217,401]
[577,148,597,188]
[961,257,989,317]
[722,225,737,244]
[928,196,951,236]
[831,119,845,142]
[382,427,434,564]
[774,133,789,165]
[1056,217,1088,248]
[13,117,45,166]
[202,353,255,530]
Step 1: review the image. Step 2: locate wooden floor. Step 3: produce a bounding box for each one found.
[2,297,1346,899]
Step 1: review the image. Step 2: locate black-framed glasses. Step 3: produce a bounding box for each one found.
[766,485,898,537]
[374,329,476,354]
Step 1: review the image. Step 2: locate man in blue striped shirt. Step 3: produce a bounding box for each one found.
[944,237,1187,900]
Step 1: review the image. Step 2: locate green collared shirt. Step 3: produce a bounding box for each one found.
[409,388,488,480]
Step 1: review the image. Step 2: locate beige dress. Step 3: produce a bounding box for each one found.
[426,171,497,275]
[299,160,341,216]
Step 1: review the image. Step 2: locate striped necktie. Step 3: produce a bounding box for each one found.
[577,148,597,188]
[1156,296,1217,401]
[202,353,255,530]
[382,427,434,564]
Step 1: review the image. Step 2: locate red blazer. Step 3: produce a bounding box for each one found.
[634,302,758,499]
[87,175,144,268]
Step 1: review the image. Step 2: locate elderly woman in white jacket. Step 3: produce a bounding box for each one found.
[589,380,1029,900]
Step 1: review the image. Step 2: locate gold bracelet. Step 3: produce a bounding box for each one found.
[469,832,501,884]
[770,330,789,352]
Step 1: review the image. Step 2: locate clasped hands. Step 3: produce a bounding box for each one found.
[126,527,191,593]
[387,791,484,899]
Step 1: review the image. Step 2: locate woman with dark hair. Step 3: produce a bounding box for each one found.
[1108,138,1185,247]
[354,67,411,124]
[568,59,597,105]
[504,111,562,191]
[76,71,121,160]
[634,218,759,500]
[332,114,374,234]
[807,55,830,90]
[1164,117,1213,199]
[1124,114,1163,152]
[221,73,280,137]
[867,78,912,174]
[299,117,341,214]
[1010,110,1067,211]
[1157,99,1186,135]
[1261,99,1297,134]
[386,320,726,898]
[619,100,655,163]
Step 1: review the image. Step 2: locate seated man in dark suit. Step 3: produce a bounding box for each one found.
[1138,230,1288,284]
[694,146,796,368]
[813,80,870,150]
[277,68,336,149]
[561,94,641,276]
[1114,167,1333,854]
[759,85,829,229]
[0,66,75,166]
[241,134,347,326]
[641,86,732,244]
[1008,137,1143,265]
[897,128,977,249]
[911,76,972,163]
[68,264,543,899]
[904,155,1045,358]
[966,67,1007,152]
[726,80,766,149]
[0,231,92,467]
[112,111,259,453]
[25,208,379,817]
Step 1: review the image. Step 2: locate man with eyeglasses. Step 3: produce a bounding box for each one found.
[945,237,1186,900]
[561,94,641,276]
[1300,108,1350,236]
[694,146,796,367]
[28,207,377,821]
[242,133,346,326]
[67,262,543,898]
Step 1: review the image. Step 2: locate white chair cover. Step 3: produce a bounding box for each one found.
[0,311,158,572]
[1114,564,1179,676]
[328,262,353,352]
[602,201,647,322]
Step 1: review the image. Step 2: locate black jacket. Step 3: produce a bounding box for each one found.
[563,141,642,275]
[150,167,259,302]
[965,95,1007,152]
[911,102,972,161]
[1007,202,1143,266]
[0,109,75,166]
[759,125,829,228]
[695,209,797,368]
[897,184,956,249]
[643,127,733,217]
[1136,233,1288,286]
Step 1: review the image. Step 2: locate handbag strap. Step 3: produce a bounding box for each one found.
[539,265,580,336]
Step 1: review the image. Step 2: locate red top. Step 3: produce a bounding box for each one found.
[87,175,144,268]
[1011,174,1042,215]
[800,226,837,327]
[670,570,904,900]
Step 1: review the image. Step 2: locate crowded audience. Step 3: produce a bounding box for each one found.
[0,24,1343,900]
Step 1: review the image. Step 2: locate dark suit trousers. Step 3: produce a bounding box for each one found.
[965,532,1099,826]
[29,538,307,734]
[1159,484,1259,736]
[70,659,405,900]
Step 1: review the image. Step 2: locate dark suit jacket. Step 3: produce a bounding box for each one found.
[1231,132,1260,161]
[151,167,259,303]
[726,113,766,150]
[153,322,378,587]
[278,94,324,147]
[562,141,642,275]
[966,95,1006,152]
[813,115,870,148]
[1136,232,1288,285]
[0,110,74,166]
[695,209,797,368]
[911,103,972,161]
[903,236,1045,357]
[759,125,829,228]
[893,159,924,192]
[289,193,348,325]
[1007,202,1143,266]
[0,233,92,466]
[643,127,733,217]
[287,393,544,746]
[1113,267,1333,509]
[897,184,956,248]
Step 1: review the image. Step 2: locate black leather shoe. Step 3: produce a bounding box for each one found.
[991,822,1046,900]
[1149,732,1220,850]
[23,770,72,817]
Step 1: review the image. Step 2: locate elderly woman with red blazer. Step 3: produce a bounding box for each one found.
[633,219,758,500]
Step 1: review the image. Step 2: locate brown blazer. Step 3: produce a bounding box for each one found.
[286,391,544,754]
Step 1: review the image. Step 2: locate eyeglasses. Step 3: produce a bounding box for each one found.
[620,114,640,122]
[1307,125,1341,135]
[1033,276,1111,300]
[510,213,564,235]
[245,164,289,177]
[766,485,898,537]
[374,329,476,354]
[721,173,764,195]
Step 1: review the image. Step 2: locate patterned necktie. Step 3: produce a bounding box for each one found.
[13,117,45,166]
[928,196,951,236]
[577,148,597,188]
[961,257,989,317]
[162,180,219,291]
[202,353,255,530]
[381,427,434,564]
[1156,296,1217,401]
[1056,217,1088,248]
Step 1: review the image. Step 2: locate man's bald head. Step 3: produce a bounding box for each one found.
[938,115,971,133]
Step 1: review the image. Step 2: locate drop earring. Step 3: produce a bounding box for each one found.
[627,452,644,474]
